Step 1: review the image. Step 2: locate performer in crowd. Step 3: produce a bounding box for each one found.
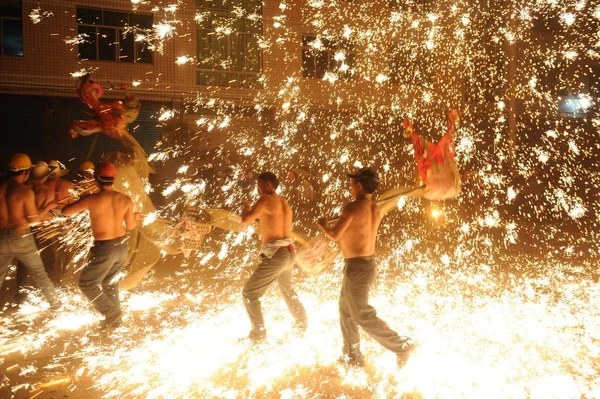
[319,167,414,368]
[62,162,138,328]
[0,154,60,309]
[240,172,308,342]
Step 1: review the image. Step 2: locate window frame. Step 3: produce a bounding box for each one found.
[195,0,263,89]
[301,34,356,80]
[0,0,24,57]
[76,7,153,64]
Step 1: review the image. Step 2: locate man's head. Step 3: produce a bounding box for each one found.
[30,161,56,184]
[8,153,33,182]
[347,167,380,198]
[245,169,254,179]
[79,160,95,179]
[95,161,117,187]
[48,160,69,180]
[257,172,279,195]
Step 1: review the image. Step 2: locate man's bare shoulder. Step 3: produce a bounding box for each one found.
[278,194,290,206]
[11,182,33,196]
[343,201,359,213]
[35,184,52,194]
[115,191,133,204]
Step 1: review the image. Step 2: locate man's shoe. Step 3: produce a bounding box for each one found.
[240,330,266,343]
[14,292,28,305]
[100,313,122,330]
[337,354,365,368]
[396,341,416,369]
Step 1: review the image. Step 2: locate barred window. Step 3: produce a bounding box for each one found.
[76,7,153,64]
[196,0,262,89]
[0,0,23,56]
[301,35,356,80]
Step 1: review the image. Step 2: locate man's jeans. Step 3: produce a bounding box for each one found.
[340,256,409,361]
[243,246,307,338]
[0,228,58,306]
[79,236,128,319]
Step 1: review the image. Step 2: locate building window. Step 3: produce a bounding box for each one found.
[196,0,262,88]
[302,35,356,80]
[76,7,153,64]
[0,0,23,56]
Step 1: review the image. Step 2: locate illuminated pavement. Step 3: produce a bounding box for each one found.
[2,237,599,399]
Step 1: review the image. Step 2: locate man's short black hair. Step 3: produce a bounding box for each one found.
[258,172,279,189]
[95,176,114,187]
[347,167,380,194]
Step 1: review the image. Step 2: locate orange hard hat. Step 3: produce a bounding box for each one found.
[95,161,117,182]
[8,153,33,172]
[79,160,95,172]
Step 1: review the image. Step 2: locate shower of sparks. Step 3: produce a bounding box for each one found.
[29,7,54,24]
[2,255,600,398]
[4,0,600,397]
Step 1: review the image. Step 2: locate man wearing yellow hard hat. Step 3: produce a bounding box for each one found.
[0,154,61,309]
[46,159,76,210]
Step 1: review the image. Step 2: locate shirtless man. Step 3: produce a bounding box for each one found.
[74,161,99,197]
[0,154,60,308]
[30,161,56,214]
[46,160,76,209]
[319,167,414,368]
[240,172,307,342]
[15,161,58,296]
[63,161,138,328]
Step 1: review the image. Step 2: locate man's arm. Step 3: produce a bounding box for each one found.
[24,189,42,224]
[62,196,89,217]
[124,198,137,230]
[241,196,268,225]
[378,197,399,217]
[319,204,355,242]
[59,181,77,207]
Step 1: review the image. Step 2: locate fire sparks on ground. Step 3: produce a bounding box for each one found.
[2,252,600,398]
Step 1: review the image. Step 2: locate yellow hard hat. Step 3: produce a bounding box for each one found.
[48,160,69,178]
[8,153,33,172]
[79,160,95,172]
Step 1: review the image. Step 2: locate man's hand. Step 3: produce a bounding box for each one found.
[45,201,58,211]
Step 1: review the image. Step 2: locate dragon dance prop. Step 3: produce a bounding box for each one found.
[402,109,462,201]
[299,111,463,276]
[69,74,141,140]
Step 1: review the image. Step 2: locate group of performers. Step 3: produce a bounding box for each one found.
[0,103,461,369]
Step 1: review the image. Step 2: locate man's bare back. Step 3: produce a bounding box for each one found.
[32,182,54,211]
[63,189,136,240]
[0,180,45,233]
[337,199,381,258]
[46,178,75,209]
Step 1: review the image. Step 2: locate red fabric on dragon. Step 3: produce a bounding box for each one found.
[69,74,141,140]
[403,110,461,200]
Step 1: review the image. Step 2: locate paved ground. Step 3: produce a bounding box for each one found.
[1,230,599,399]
